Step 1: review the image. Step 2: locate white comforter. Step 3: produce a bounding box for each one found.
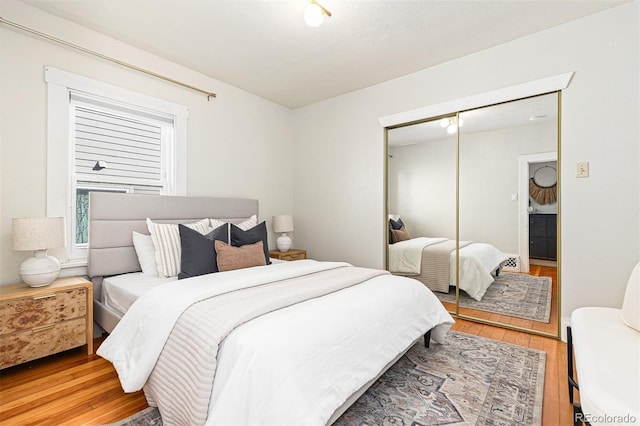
[98,260,454,426]
[389,238,509,301]
[388,237,447,274]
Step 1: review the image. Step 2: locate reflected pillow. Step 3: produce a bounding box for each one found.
[389,217,405,244]
[389,217,404,230]
[391,226,411,243]
[178,224,229,280]
[215,240,267,272]
[230,221,271,265]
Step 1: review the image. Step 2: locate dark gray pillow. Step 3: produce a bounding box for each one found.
[230,221,271,265]
[178,223,228,279]
[389,217,405,244]
[389,217,404,230]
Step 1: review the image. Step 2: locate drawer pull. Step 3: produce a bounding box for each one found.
[32,324,55,333]
[33,294,57,300]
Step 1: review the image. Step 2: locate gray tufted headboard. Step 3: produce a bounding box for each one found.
[87,192,259,279]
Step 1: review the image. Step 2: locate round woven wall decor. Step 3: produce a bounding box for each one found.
[529,166,557,205]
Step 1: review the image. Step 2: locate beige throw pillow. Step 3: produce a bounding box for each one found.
[391,226,411,243]
[215,240,267,272]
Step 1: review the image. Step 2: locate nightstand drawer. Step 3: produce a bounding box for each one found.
[0,317,87,369]
[0,288,87,334]
[269,249,307,261]
[281,253,305,261]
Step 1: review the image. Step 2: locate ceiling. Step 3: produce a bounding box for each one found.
[21,0,628,109]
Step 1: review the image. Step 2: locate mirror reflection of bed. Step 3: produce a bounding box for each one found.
[386,93,559,336]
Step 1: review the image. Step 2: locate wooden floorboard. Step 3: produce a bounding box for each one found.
[0,319,572,425]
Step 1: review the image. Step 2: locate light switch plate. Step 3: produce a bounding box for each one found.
[577,161,589,178]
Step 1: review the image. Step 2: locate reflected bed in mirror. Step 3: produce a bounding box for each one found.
[386,92,560,338]
[387,229,508,301]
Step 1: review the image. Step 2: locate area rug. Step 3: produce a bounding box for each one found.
[104,331,546,426]
[437,273,552,323]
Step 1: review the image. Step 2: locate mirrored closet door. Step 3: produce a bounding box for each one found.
[387,115,458,314]
[457,93,559,336]
[386,92,560,337]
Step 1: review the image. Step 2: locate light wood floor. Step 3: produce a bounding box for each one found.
[0,319,573,425]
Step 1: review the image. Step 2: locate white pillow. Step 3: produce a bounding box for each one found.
[236,215,257,230]
[146,218,210,278]
[621,262,640,332]
[132,231,158,276]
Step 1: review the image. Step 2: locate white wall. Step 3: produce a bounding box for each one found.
[459,123,556,254]
[293,2,639,319]
[0,0,294,283]
[388,138,457,240]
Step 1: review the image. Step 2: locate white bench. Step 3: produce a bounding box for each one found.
[567,263,640,426]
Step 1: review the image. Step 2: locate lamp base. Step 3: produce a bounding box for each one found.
[20,250,60,287]
[276,233,292,252]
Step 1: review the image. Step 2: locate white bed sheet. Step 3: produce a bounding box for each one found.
[102,273,177,316]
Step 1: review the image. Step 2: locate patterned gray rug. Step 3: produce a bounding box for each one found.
[437,273,552,323]
[105,331,545,426]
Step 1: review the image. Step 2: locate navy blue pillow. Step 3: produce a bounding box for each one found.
[230,222,271,265]
[178,223,228,279]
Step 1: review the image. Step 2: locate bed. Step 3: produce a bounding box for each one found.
[388,236,509,301]
[88,192,454,426]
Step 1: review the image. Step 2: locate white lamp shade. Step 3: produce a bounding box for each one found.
[272,215,294,233]
[12,217,65,251]
[12,217,65,287]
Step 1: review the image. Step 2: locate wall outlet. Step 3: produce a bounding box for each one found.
[576,161,589,178]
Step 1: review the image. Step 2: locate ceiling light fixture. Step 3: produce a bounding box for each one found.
[440,117,463,134]
[304,0,332,27]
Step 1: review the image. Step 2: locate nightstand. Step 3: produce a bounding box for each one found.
[0,276,93,369]
[269,249,307,261]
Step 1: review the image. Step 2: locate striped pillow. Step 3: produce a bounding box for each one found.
[146,218,211,278]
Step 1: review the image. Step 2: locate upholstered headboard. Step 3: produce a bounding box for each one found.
[87,192,259,279]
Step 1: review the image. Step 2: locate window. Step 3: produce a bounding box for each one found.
[46,67,187,264]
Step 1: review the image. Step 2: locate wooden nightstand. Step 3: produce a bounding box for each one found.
[269,249,307,261]
[0,276,93,369]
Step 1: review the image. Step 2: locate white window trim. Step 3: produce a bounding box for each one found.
[45,66,188,266]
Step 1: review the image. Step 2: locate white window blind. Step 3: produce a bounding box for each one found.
[71,92,174,189]
[68,91,178,256]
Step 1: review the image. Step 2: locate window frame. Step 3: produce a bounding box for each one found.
[45,66,188,266]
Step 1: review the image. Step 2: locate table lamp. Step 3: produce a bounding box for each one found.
[272,215,293,252]
[12,217,66,287]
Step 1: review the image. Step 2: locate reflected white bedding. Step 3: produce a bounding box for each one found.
[389,238,508,301]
